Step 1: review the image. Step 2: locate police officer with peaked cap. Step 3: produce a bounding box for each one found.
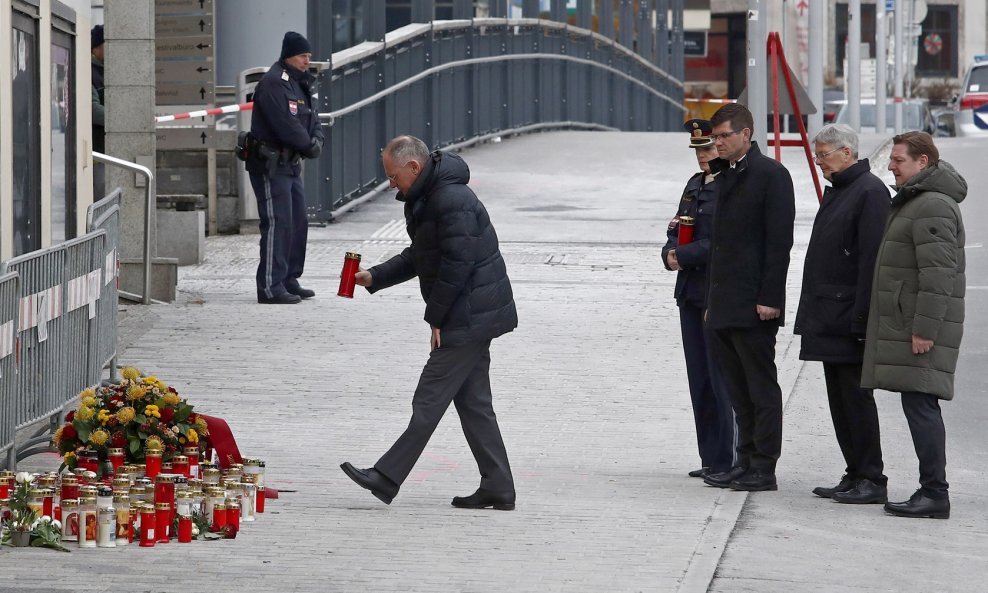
[661,119,737,478]
[247,31,324,304]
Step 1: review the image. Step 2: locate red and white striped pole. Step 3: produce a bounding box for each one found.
[154,102,253,124]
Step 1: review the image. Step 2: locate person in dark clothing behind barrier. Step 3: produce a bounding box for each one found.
[702,103,795,493]
[661,119,736,480]
[91,25,106,197]
[793,124,890,504]
[341,135,518,510]
[246,31,323,304]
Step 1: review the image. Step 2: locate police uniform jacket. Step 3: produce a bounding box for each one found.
[793,159,890,364]
[247,60,323,176]
[706,142,795,329]
[367,151,518,348]
[662,172,719,308]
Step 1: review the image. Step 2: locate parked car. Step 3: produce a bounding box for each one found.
[833,98,934,134]
[950,55,988,137]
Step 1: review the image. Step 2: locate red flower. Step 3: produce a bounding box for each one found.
[159,407,175,424]
[65,410,75,422]
[111,431,127,448]
[62,424,77,441]
[187,413,198,424]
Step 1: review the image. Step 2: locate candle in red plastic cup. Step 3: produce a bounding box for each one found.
[177,514,192,543]
[677,216,695,246]
[139,505,156,547]
[107,448,125,473]
[145,450,162,480]
[337,252,362,298]
[155,502,171,543]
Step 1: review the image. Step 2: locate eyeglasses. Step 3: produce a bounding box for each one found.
[814,146,846,161]
[710,129,744,141]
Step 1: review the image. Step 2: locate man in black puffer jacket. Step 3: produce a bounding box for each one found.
[341,136,518,510]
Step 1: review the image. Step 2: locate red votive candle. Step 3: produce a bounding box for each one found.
[42,489,54,518]
[337,252,362,298]
[107,448,125,473]
[155,502,171,543]
[677,216,695,246]
[140,505,156,547]
[172,455,189,478]
[212,502,228,531]
[145,450,162,480]
[177,514,192,543]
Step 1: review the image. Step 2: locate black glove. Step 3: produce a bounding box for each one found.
[303,137,323,159]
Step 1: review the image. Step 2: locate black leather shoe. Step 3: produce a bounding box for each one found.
[340,462,399,505]
[729,469,778,492]
[286,285,316,299]
[688,467,710,478]
[258,293,302,305]
[451,488,516,511]
[884,490,950,519]
[812,474,856,499]
[832,479,887,504]
[703,465,748,488]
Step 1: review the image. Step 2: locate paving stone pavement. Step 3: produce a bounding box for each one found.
[5,132,979,593]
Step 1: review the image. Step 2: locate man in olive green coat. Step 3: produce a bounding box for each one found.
[862,131,966,520]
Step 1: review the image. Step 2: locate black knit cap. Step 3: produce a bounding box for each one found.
[91,25,105,49]
[280,31,311,60]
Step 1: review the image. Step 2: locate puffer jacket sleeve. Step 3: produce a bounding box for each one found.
[368,246,417,293]
[424,199,479,328]
[911,196,961,342]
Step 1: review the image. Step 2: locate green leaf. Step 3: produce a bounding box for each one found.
[129,439,141,454]
[76,426,91,443]
[135,414,147,424]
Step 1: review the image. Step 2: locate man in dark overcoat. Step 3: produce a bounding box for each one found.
[662,119,736,479]
[341,135,518,510]
[701,103,795,492]
[793,124,890,504]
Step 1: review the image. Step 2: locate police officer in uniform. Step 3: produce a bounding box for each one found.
[247,31,324,304]
[661,119,736,479]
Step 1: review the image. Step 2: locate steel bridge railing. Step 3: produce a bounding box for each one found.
[308,18,685,221]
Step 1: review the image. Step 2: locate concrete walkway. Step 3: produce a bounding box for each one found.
[5,131,984,593]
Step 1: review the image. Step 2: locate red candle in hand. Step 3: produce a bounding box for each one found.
[677,216,695,246]
[337,252,362,298]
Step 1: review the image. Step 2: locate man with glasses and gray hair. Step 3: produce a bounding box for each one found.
[794,124,891,504]
[701,103,795,492]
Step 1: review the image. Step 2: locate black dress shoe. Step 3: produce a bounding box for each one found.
[832,478,887,504]
[258,293,302,304]
[340,462,399,505]
[703,465,748,488]
[812,474,857,499]
[688,467,710,478]
[451,488,516,511]
[729,469,778,492]
[884,490,950,519]
[286,285,316,299]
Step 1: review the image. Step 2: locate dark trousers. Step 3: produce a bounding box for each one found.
[709,325,783,473]
[822,363,886,484]
[376,340,515,492]
[249,171,308,298]
[679,303,736,472]
[901,391,949,499]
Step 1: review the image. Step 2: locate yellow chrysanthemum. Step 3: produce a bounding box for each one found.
[52,426,65,447]
[76,406,95,421]
[193,417,208,433]
[142,375,158,384]
[156,380,169,392]
[116,406,136,423]
[144,405,161,419]
[81,396,96,408]
[162,393,181,406]
[97,409,113,425]
[63,451,76,462]
[79,387,96,399]
[126,385,148,401]
[121,367,141,380]
[89,429,110,446]
[145,436,164,451]
[186,428,199,443]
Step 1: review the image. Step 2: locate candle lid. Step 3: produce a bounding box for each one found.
[61,498,79,508]
[345,251,362,260]
[155,502,171,511]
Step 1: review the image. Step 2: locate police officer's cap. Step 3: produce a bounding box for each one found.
[280,31,312,60]
[684,119,714,148]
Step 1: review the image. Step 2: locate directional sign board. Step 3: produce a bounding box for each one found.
[156,14,213,37]
[156,127,215,150]
[156,0,213,15]
[156,82,215,105]
[156,35,212,59]
[155,60,213,83]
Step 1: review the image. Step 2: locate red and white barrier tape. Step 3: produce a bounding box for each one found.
[155,102,253,124]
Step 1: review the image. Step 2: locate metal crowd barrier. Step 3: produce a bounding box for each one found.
[308,18,685,221]
[0,187,123,469]
[0,272,19,469]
